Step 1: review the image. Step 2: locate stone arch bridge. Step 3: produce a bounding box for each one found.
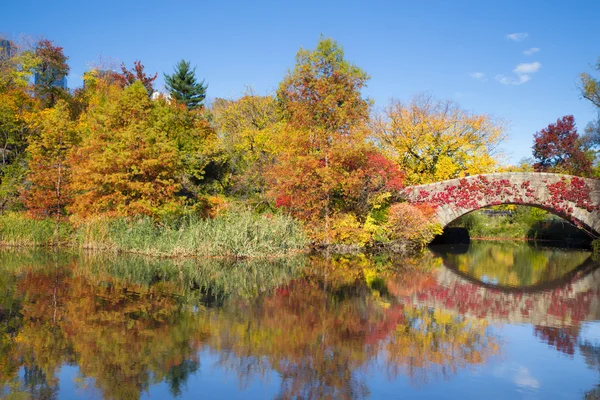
[402,173,600,236]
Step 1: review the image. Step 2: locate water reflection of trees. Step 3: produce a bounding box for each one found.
[0,250,500,399]
[0,259,211,399]
[385,307,497,385]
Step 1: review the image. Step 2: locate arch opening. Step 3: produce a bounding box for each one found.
[442,204,593,246]
[403,172,600,241]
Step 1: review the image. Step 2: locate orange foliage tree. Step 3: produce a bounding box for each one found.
[69,80,213,219]
[22,100,79,219]
[268,38,403,242]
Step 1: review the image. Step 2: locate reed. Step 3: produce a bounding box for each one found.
[0,213,71,247]
[0,211,306,258]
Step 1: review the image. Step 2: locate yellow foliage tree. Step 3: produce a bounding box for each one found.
[211,91,280,200]
[372,94,506,185]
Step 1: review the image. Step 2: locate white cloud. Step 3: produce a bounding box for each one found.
[495,74,530,85]
[496,61,541,85]
[470,72,487,81]
[523,47,540,55]
[507,32,529,41]
[514,366,540,389]
[514,62,542,74]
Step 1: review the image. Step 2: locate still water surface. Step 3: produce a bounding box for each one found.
[1,241,600,399]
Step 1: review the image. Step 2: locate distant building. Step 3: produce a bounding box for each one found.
[83,69,119,89]
[35,69,67,89]
[151,91,172,102]
[96,69,119,82]
[0,38,16,59]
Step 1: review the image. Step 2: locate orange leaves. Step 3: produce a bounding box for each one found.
[22,101,79,219]
[266,123,404,242]
[385,203,442,245]
[68,82,185,219]
[277,37,370,135]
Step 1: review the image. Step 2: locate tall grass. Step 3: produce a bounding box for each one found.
[0,213,72,246]
[0,211,306,258]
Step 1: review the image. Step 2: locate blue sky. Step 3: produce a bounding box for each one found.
[2,0,599,164]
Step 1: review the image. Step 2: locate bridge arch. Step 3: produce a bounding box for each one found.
[403,173,600,236]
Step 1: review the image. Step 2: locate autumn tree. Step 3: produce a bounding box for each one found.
[277,37,370,133]
[212,91,281,200]
[532,115,592,176]
[116,60,157,94]
[0,37,39,213]
[268,38,402,242]
[22,101,79,220]
[69,80,211,219]
[164,60,207,109]
[0,37,38,90]
[33,39,70,108]
[580,57,600,109]
[372,94,506,185]
[579,58,600,168]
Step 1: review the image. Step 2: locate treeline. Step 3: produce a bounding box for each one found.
[3,35,597,248]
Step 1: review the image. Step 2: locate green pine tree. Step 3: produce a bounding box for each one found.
[164,60,207,109]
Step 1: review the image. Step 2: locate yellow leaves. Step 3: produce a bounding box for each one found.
[363,267,378,287]
[387,305,497,376]
[373,93,506,185]
[433,155,460,182]
[329,213,371,245]
[579,58,600,108]
[212,92,280,197]
[432,308,453,325]
[446,241,590,287]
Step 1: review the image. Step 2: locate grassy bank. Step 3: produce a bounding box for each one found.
[0,211,306,258]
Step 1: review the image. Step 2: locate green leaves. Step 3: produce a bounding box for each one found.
[164,59,207,110]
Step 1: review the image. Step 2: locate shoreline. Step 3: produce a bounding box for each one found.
[0,242,308,260]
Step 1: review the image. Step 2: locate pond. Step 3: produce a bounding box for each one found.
[0,242,599,399]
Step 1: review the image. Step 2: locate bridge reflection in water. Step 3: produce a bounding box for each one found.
[404,242,600,328]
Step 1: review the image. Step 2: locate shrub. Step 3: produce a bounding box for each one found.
[385,203,442,246]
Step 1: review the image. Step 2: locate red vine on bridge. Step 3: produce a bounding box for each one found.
[408,175,600,230]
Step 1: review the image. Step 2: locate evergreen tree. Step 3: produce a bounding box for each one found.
[164,60,207,109]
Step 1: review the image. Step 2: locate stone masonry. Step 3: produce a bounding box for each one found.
[402,172,600,236]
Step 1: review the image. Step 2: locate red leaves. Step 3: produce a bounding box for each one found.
[545,177,599,217]
[532,115,592,176]
[364,151,405,191]
[411,174,599,228]
[275,195,292,208]
[116,60,157,94]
